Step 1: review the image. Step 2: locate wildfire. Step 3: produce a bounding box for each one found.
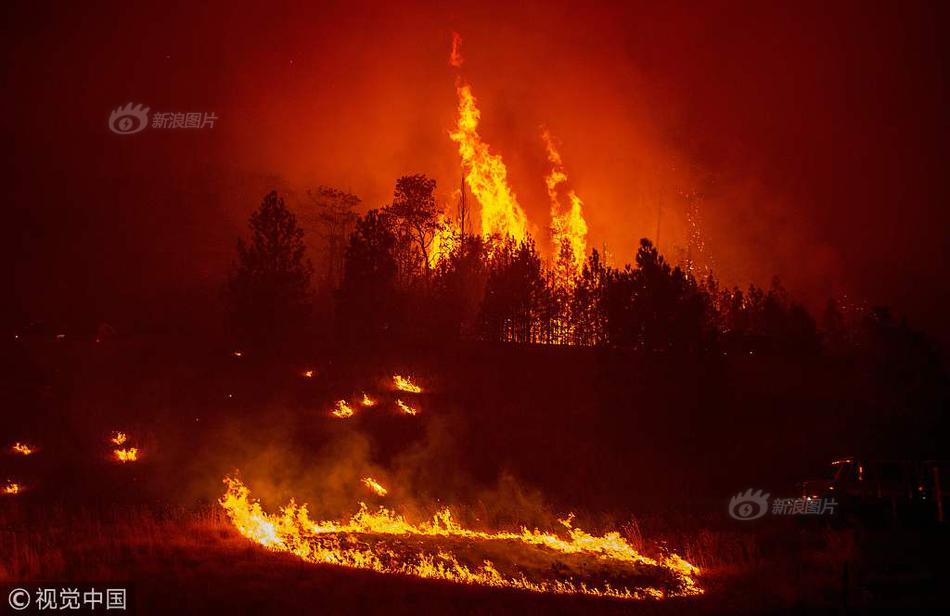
[450,83,529,241]
[331,400,355,419]
[11,442,35,456]
[393,375,422,393]
[303,369,314,378]
[220,476,701,599]
[361,477,388,497]
[360,393,377,407]
[3,480,21,495]
[428,213,459,268]
[395,399,419,416]
[111,431,127,445]
[113,448,139,463]
[542,129,588,283]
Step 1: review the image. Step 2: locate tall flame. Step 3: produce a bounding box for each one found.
[450,84,529,241]
[542,129,588,282]
[220,476,701,600]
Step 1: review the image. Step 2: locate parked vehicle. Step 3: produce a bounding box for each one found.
[799,457,948,523]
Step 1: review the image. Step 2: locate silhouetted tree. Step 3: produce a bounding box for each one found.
[385,174,440,279]
[227,191,313,354]
[433,234,489,339]
[480,237,550,343]
[306,186,360,287]
[571,249,610,345]
[337,209,401,343]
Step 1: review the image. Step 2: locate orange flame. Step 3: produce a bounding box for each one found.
[11,442,35,456]
[429,214,459,268]
[110,431,127,445]
[3,480,21,495]
[542,129,588,283]
[331,400,355,419]
[450,83,529,241]
[393,375,422,393]
[360,393,377,407]
[113,448,139,463]
[303,369,314,379]
[396,399,418,416]
[361,477,388,497]
[220,476,701,599]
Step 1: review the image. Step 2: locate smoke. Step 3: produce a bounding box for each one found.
[449,31,464,68]
[9,2,948,337]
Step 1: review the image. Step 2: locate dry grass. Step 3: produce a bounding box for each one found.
[0,502,235,582]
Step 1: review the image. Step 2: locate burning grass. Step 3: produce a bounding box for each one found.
[219,476,702,600]
[393,375,422,393]
[113,448,140,463]
[331,400,355,419]
[395,399,418,416]
[11,442,35,456]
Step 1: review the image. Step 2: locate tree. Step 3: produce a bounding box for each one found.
[433,233,489,339]
[385,174,440,278]
[479,237,550,343]
[336,209,401,343]
[227,191,313,353]
[571,249,610,345]
[306,186,360,288]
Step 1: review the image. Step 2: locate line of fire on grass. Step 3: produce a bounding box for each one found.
[219,475,702,600]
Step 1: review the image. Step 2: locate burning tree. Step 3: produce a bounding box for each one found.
[227,191,313,354]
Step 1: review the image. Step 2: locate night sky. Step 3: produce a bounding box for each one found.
[5,1,948,340]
